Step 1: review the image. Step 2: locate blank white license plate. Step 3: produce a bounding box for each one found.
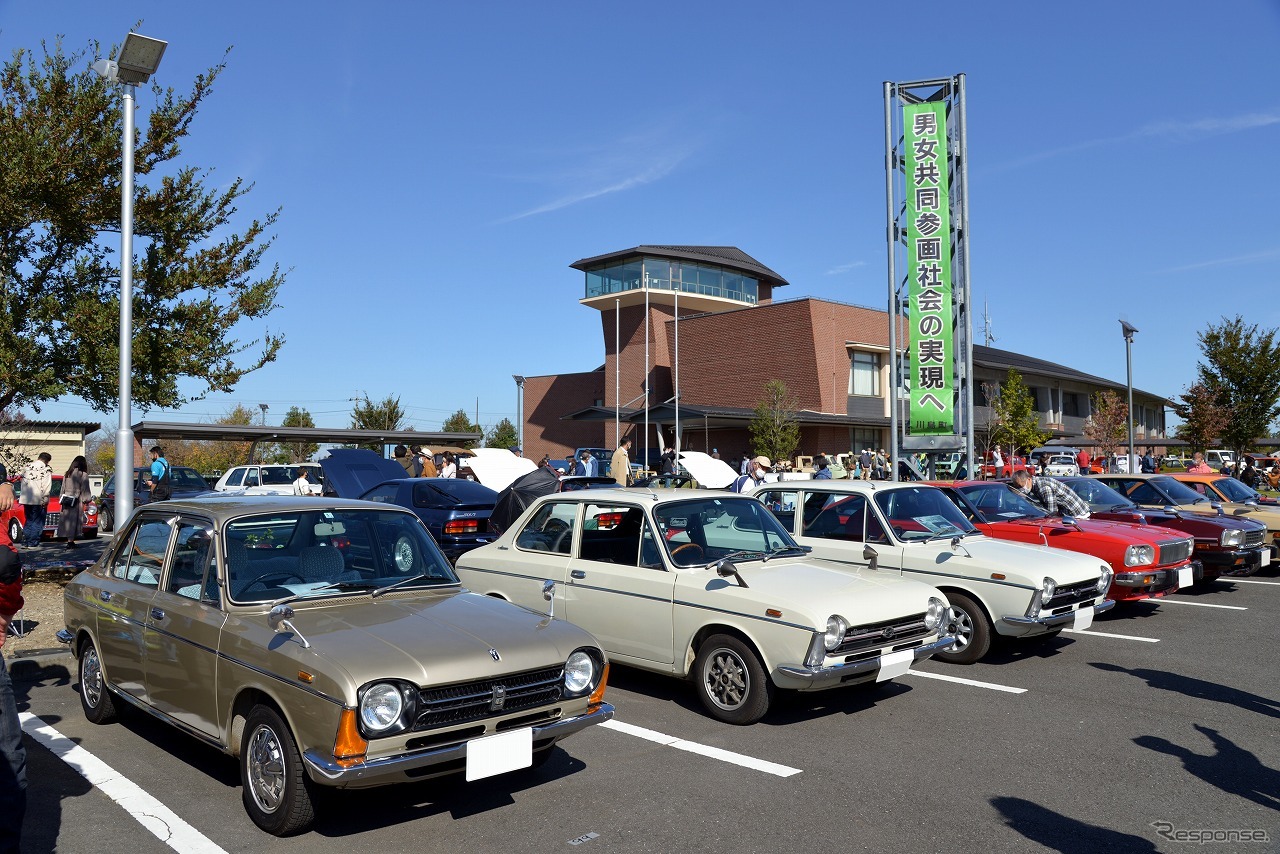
[877,649,913,681]
[1177,567,1193,589]
[465,727,533,781]
[1262,551,1271,567]
[1072,606,1094,631]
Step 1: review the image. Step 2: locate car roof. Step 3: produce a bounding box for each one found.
[130,494,409,523]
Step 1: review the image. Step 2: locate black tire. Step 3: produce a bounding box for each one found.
[693,634,774,724]
[6,517,19,545]
[99,503,114,533]
[937,591,991,665]
[78,638,118,724]
[241,705,316,836]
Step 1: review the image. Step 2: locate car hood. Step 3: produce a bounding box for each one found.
[280,589,593,691]
[319,449,407,498]
[677,451,739,489]
[684,556,944,627]
[907,535,1108,585]
[466,448,538,491]
[988,517,1186,545]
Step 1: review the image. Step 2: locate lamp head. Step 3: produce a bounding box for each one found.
[1119,319,1139,341]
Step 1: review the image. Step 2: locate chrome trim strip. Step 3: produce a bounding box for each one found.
[778,635,956,682]
[671,599,815,632]
[1003,598,1115,627]
[301,703,616,785]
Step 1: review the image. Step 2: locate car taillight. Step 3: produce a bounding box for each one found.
[595,512,623,529]
[443,520,480,535]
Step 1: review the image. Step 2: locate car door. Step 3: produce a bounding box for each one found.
[792,489,896,570]
[495,500,577,611]
[97,514,174,702]
[144,516,226,738]
[563,502,676,666]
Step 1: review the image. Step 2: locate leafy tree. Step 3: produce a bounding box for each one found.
[1194,316,1280,459]
[484,418,518,450]
[442,409,480,449]
[1083,390,1128,464]
[987,369,1048,459]
[348,395,408,453]
[0,410,32,474]
[0,38,285,416]
[1172,381,1230,455]
[749,380,800,464]
[267,406,319,463]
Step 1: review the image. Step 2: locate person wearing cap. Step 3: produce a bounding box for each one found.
[710,448,720,460]
[418,447,438,478]
[732,456,771,493]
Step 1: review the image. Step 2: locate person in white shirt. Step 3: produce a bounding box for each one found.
[732,456,771,493]
[440,452,457,479]
[292,468,311,495]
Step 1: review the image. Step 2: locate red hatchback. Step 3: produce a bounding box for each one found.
[7,474,99,540]
[939,481,1197,602]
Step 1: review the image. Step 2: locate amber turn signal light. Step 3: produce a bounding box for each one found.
[333,708,368,768]
[588,663,610,711]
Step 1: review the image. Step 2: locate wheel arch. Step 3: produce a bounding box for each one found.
[685,623,773,681]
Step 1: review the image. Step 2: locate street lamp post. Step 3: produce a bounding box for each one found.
[93,32,167,533]
[512,375,525,452]
[1121,320,1139,474]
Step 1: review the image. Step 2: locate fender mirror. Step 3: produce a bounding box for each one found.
[714,558,750,588]
[541,579,556,619]
[862,544,879,571]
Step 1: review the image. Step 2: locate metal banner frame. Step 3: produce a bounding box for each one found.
[883,75,974,480]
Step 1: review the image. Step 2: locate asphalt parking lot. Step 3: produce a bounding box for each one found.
[12,571,1279,853]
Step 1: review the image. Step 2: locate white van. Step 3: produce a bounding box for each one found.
[1205,450,1235,470]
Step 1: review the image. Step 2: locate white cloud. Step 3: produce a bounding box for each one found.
[824,261,867,275]
[1155,246,1280,274]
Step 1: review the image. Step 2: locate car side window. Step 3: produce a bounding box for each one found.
[516,502,577,554]
[166,521,215,602]
[363,485,399,504]
[1125,481,1163,503]
[244,468,260,487]
[579,505,652,567]
[802,493,870,542]
[224,468,245,487]
[759,490,798,531]
[110,518,172,588]
[1188,482,1208,495]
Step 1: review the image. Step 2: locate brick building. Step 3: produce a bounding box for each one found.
[518,245,1169,468]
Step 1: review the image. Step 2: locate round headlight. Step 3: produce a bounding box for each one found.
[564,650,596,695]
[1124,545,1154,566]
[360,682,404,732]
[1220,529,1244,547]
[824,615,849,652]
[1097,566,1113,594]
[924,597,947,632]
[1040,577,1056,603]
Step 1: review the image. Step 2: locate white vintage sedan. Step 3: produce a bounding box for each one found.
[751,481,1115,664]
[454,488,956,724]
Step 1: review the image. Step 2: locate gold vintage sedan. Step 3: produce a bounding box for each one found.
[59,495,613,836]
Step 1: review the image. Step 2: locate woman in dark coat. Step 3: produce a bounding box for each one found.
[57,456,93,548]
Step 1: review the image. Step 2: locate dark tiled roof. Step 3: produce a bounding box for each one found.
[975,345,1168,402]
[569,245,789,287]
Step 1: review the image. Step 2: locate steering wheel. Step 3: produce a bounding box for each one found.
[239,571,305,593]
[552,528,573,554]
[544,519,569,534]
[670,543,705,562]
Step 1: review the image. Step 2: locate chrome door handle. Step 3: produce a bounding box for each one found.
[99,591,111,602]
[570,570,586,579]
[150,608,165,621]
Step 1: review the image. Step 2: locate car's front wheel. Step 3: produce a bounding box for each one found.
[693,634,773,725]
[241,705,316,836]
[6,516,20,545]
[936,591,991,665]
[78,638,118,724]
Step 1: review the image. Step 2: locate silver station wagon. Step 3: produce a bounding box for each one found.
[60,495,613,836]
[455,488,957,724]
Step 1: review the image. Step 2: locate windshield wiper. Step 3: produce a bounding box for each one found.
[371,573,454,598]
[1109,504,1134,512]
[926,530,967,542]
[707,549,766,566]
[760,545,809,562]
[271,580,380,608]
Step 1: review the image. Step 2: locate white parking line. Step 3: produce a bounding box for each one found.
[1160,599,1248,610]
[19,713,228,854]
[600,719,802,777]
[902,670,1027,694]
[1063,629,1161,643]
[1225,578,1280,585]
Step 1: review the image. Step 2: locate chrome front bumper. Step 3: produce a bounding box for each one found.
[1003,598,1115,628]
[301,703,615,787]
[777,635,957,689]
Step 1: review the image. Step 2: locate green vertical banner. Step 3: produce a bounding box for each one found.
[904,101,954,435]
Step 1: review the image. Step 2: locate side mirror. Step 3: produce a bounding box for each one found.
[541,579,556,619]
[862,544,879,571]
[268,604,310,648]
[714,558,750,588]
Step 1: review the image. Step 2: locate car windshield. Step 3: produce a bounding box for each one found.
[652,497,799,567]
[1210,477,1261,503]
[1062,478,1136,511]
[170,468,210,490]
[225,508,457,604]
[874,485,980,540]
[1148,476,1210,504]
[260,467,295,485]
[418,479,498,506]
[955,484,1049,521]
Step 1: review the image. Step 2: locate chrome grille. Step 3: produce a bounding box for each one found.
[833,613,929,657]
[1157,539,1193,566]
[45,511,61,529]
[413,666,564,731]
[1244,529,1265,548]
[1045,579,1100,609]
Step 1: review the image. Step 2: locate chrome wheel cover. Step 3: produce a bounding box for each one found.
[702,647,749,710]
[394,536,414,573]
[950,607,974,652]
[81,646,103,708]
[246,723,287,814]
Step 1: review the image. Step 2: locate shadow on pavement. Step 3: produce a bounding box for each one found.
[1091,662,1280,720]
[991,796,1158,853]
[1134,725,1280,811]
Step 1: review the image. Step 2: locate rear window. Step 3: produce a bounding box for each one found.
[171,468,210,490]
[417,479,498,506]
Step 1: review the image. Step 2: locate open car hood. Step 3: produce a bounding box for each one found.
[319,448,408,498]
[465,448,538,492]
[677,451,739,489]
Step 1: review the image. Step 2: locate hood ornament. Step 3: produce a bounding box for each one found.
[489,648,501,662]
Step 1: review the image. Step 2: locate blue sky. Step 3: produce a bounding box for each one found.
[5,1,1279,435]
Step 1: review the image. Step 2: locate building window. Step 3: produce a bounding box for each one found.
[851,428,881,453]
[1063,392,1083,418]
[585,257,758,304]
[850,351,881,397]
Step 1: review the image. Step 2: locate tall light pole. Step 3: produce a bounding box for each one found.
[93,32,167,533]
[1121,320,1139,474]
[258,403,269,425]
[512,375,525,452]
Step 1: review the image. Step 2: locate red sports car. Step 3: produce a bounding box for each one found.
[938,481,1197,602]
